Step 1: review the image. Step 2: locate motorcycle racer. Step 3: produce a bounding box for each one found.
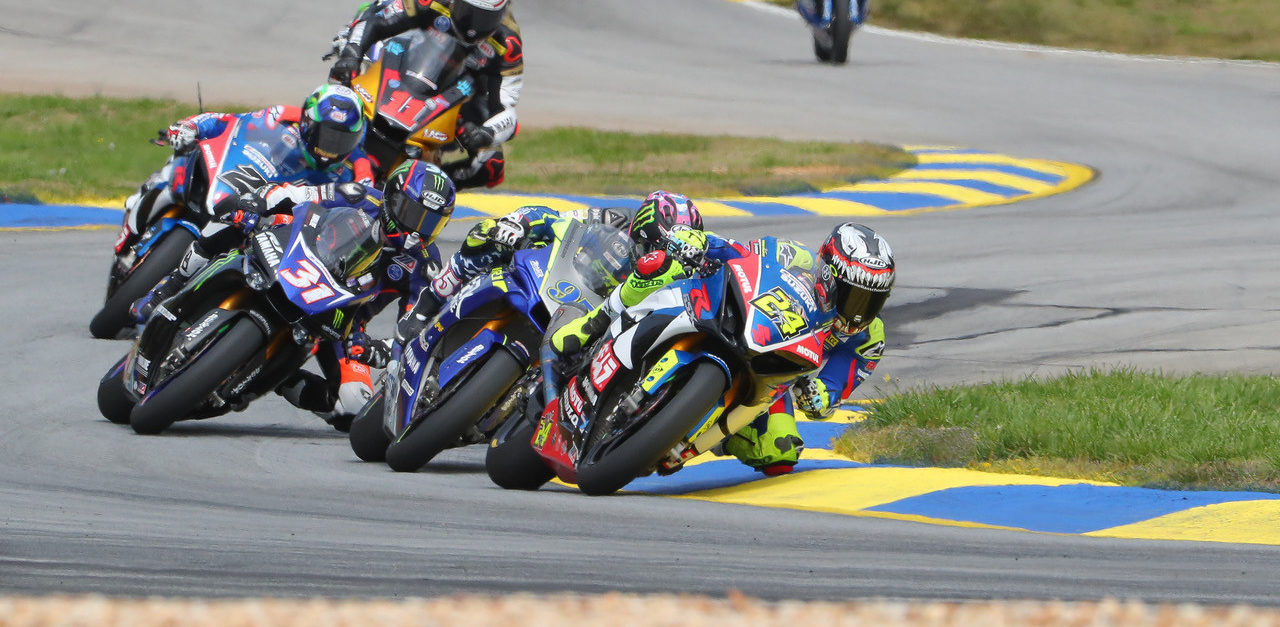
[118,84,375,258]
[328,0,523,189]
[551,221,895,476]
[140,159,456,429]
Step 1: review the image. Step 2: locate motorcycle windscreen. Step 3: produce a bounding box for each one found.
[377,29,465,130]
[538,222,634,311]
[313,206,384,286]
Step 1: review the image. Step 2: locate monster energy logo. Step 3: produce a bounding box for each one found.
[191,253,240,291]
[332,309,345,329]
[632,202,657,229]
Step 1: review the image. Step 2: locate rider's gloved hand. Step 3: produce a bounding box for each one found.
[329,46,363,84]
[457,122,496,155]
[550,307,611,357]
[167,120,200,153]
[213,192,268,233]
[344,331,392,368]
[793,376,835,420]
[666,227,709,272]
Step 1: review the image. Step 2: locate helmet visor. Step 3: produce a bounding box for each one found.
[834,283,889,334]
[304,120,362,164]
[387,191,450,242]
[451,3,504,44]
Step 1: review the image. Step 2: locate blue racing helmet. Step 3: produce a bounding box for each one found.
[382,160,456,244]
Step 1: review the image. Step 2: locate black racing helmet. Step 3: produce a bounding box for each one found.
[381,159,457,244]
[818,222,895,335]
[450,0,509,45]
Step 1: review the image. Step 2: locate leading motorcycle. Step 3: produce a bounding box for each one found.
[486,238,829,495]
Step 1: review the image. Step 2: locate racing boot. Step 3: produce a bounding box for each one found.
[276,370,336,414]
[394,286,445,343]
[549,306,611,357]
[721,410,805,476]
[130,241,212,324]
[318,358,374,432]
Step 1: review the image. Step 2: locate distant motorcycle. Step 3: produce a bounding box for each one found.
[97,203,384,435]
[797,0,868,64]
[348,220,633,471]
[485,237,828,496]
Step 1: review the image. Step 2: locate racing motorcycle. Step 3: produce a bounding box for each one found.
[91,115,349,339]
[798,0,867,64]
[97,203,384,435]
[485,238,829,496]
[348,220,633,471]
[340,27,477,181]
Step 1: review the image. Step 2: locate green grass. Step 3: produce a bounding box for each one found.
[769,0,1280,61]
[837,370,1280,491]
[0,94,913,204]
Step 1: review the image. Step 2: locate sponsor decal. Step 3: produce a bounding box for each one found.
[433,15,451,32]
[218,165,269,195]
[457,343,485,367]
[385,41,406,56]
[529,259,544,278]
[386,264,404,281]
[477,42,495,58]
[590,340,621,392]
[354,84,374,102]
[185,312,219,342]
[404,347,421,375]
[689,284,712,319]
[794,342,821,364]
[731,263,754,297]
[533,418,552,448]
[201,143,218,170]
[424,128,449,142]
[776,241,796,268]
[254,232,282,268]
[229,364,263,397]
[328,108,349,124]
[242,146,278,178]
[780,270,817,311]
[502,35,522,63]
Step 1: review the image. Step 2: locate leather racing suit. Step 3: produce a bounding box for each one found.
[331,0,524,188]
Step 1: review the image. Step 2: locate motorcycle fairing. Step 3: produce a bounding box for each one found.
[133,217,201,259]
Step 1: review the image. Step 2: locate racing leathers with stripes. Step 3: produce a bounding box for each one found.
[559,234,886,475]
[330,0,524,188]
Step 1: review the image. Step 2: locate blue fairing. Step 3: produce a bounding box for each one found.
[506,247,554,328]
[799,0,863,28]
[437,328,505,389]
[136,217,200,257]
[275,206,379,316]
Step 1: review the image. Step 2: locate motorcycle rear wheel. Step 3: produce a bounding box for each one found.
[90,226,195,339]
[129,317,264,435]
[384,349,525,472]
[812,1,852,64]
[576,361,727,496]
[348,391,389,462]
[485,411,555,490]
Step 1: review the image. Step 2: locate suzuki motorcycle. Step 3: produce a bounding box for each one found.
[798,0,867,64]
[97,203,384,435]
[486,238,829,496]
[91,116,349,339]
[348,221,633,471]
[343,27,477,181]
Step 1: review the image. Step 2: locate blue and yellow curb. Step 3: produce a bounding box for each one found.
[1,147,1094,231]
[621,406,1280,546]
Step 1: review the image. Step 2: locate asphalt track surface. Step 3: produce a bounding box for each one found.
[4,0,1280,604]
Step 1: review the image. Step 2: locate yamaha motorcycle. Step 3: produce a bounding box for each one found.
[486,237,829,496]
[798,0,868,64]
[348,220,633,471]
[91,115,349,339]
[97,203,384,435]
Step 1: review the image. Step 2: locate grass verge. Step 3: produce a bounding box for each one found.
[838,369,1280,492]
[769,0,1280,62]
[0,94,912,204]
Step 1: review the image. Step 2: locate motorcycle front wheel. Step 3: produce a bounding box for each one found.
[384,349,525,472]
[90,226,195,339]
[575,361,727,496]
[813,1,852,64]
[129,317,264,435]
[348,390,388,462]
[485,409,555,491]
